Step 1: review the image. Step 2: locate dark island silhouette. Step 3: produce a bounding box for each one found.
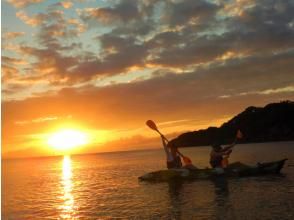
[170,101,294,148]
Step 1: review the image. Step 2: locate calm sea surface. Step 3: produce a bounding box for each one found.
[2,142,294,219]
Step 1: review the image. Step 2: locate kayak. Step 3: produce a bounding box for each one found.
[138,159,287,182]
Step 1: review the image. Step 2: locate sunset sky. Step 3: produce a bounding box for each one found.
[2,0,294,158]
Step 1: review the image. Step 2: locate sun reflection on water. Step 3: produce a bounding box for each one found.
[60,155,76,219]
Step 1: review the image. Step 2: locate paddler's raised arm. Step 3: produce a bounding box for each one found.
[223,129,243,150]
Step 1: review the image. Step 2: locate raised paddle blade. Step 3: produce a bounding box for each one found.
[146,120,158,131]
[236,130,243,139]
[183,156,192,165]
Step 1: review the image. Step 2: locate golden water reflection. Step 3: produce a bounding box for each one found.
[60,155,76,219]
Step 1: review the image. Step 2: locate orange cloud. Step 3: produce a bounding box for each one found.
[16,11,45,26]
[67,19,87,33]
[222,0,256,17]
[3,31,25,39]
[1,64,19,82]
[7,0,43,8]
[61,1,73,9]
[79,1,140,24]
[2,56,28,66]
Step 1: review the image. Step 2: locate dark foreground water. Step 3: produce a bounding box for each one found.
[2,142,294,219]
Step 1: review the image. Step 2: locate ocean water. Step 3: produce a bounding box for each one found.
[2,142,294,219]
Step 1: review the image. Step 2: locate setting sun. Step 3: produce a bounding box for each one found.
[48,129,89,150]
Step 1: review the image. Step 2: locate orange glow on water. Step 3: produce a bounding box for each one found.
[60,156,76,219]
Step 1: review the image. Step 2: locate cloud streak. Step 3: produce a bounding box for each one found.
[7,0,44,8]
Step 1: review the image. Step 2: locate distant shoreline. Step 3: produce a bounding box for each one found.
[3,140,294,160]
[170,101,294,148]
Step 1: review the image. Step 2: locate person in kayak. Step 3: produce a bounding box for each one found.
[160,135,183,169]
[210,143,234,169]
[210,130,243,169]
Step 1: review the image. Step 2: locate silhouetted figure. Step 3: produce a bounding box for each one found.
[161,135,182,169]
[210,130,242,172]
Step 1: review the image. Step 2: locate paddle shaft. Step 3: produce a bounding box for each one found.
[225,135,240,159]
[146,120,191,162]
[154,129,169,142]
[153,129,185,156]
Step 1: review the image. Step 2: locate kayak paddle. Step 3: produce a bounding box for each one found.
[236,129,243,139]
[176,150,193,165]
[222,129,243,167]
[146,120,192,165]
[146,120,169,142]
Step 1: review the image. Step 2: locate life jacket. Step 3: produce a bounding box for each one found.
[210,150,223,168]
